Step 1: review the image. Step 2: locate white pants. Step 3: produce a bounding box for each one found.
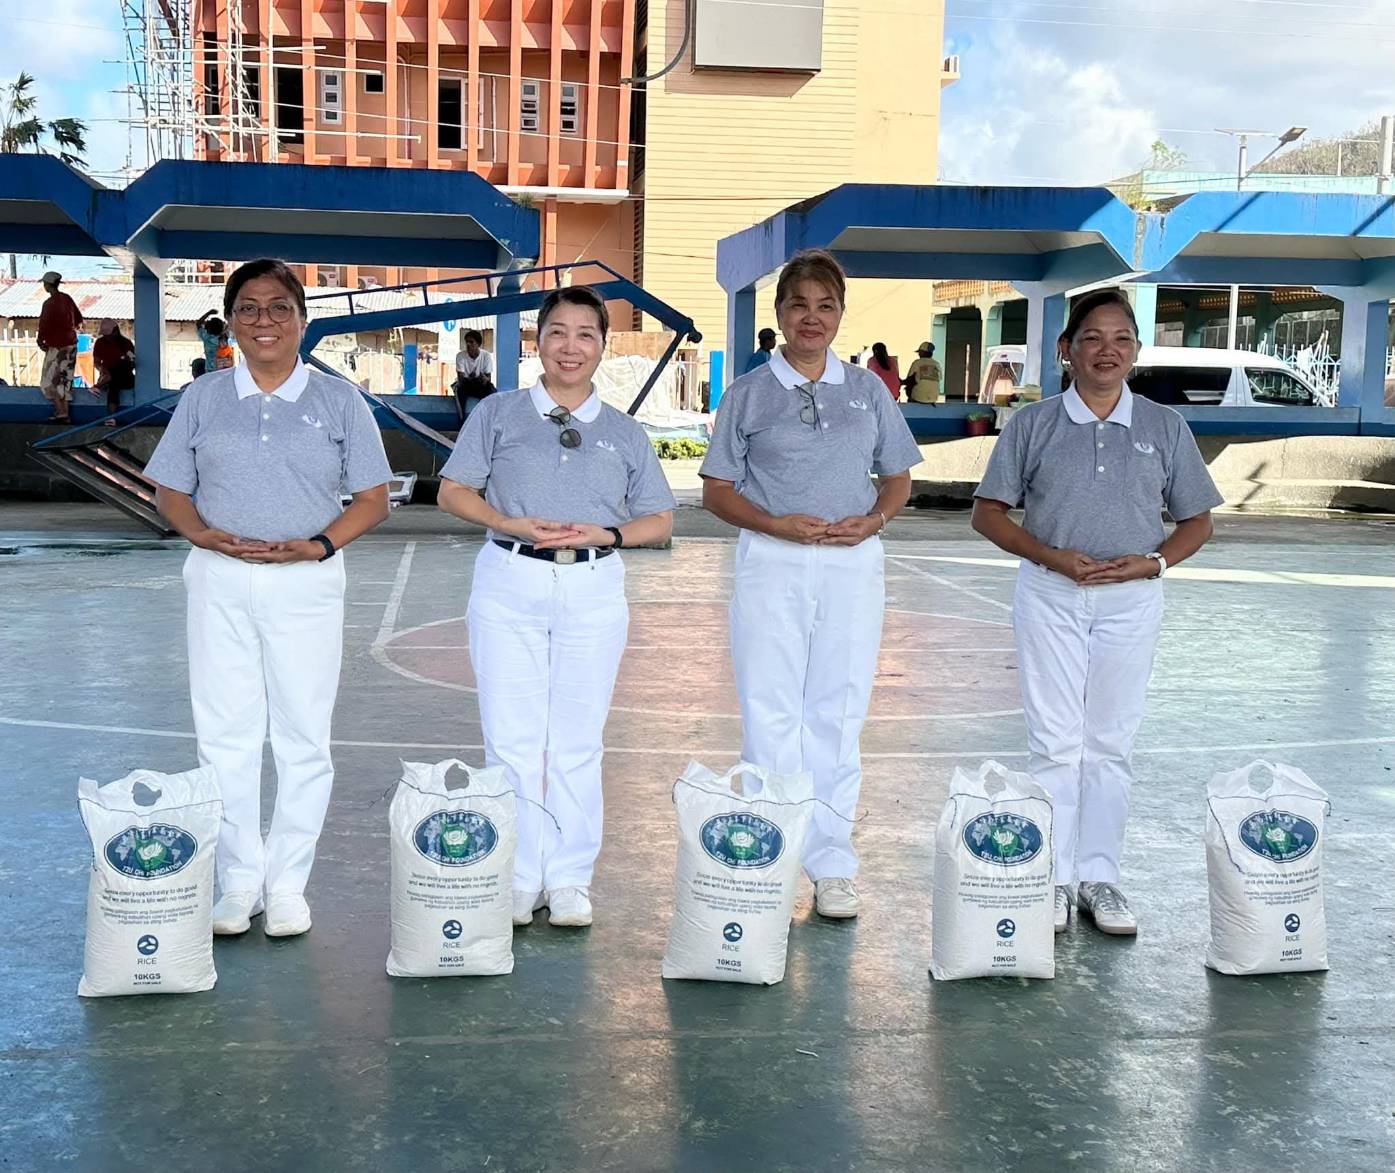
[184,546,346,898]
[467,541,629,894]
[1012,563,1164,886]
[729,531,885,881]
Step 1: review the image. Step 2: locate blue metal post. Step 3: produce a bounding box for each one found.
[718,286,756,409]
[495,271,523,392]
[402,343,418,393]
[1132,283,1158,346]
[132,258,168,404]
[1335,295,1389,426]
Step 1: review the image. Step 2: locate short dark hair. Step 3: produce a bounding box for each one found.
[775,249,846,309]
[757,327,777,342]
[463,328,484,345]
[1058,289,1138,389]
[224,258,307,321]
[190,357,207,377]
[537,285,609,340]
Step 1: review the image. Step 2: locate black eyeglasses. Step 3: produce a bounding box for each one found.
[233,301,296,325]
[798,383,820,428]
[547,406,582,448]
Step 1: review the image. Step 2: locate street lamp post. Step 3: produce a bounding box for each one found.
[1212,126,1307,348]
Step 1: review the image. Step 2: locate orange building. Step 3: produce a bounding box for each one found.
[190,0,953,358]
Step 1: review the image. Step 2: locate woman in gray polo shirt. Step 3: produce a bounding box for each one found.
[972,289,1223,939]
[700,249,923,920]
[437,286,675,930]
[146,258,392,940]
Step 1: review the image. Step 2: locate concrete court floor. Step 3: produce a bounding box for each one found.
[1,502,1393,1173]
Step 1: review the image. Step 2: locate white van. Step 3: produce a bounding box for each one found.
[978,345,1324,407]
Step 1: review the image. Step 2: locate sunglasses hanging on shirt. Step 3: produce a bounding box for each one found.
[798,382,821,428]
[547,405,583,449]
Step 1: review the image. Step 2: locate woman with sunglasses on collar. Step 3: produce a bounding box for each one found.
[437,286,675,929]
[700,249,923,920]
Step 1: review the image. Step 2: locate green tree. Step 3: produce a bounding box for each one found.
[0,73,88,164]
[1252,120,1384,177]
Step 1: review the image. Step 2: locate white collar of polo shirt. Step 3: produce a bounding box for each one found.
[768,346,846,389]
[1064,382,1134,428]
[529,382,602,423]
[234,359,309,403]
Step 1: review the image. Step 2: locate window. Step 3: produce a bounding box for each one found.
[438,79,463,151]
[1246,369,1316,406]
[364,71,385,95]
[560,82,582,135]
[321,71,342,125]
[240,66,262,120]
[275,67,305,144]
[202,35,219,116]
[521,79,541,134]
[1128,366,1231,407]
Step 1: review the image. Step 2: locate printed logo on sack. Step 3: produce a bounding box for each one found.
[1238,810,1319,863]
[137,935,160,956]
[963,813,1045,867]
[442,919,463,940]
[700,813,785,869]
[1284,913,1302,934]
[996,919,1016,940]
[413,810,499,867]
[104,824,199,880]
[723,922,744,943]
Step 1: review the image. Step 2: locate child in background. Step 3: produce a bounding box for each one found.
[196,309,235,370]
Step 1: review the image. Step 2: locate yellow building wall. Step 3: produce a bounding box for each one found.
[639,0,947,368]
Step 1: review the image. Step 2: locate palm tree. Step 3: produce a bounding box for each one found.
[1,73,88,277]
[0,73,87,164]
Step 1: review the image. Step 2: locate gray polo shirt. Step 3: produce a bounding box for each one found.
[145,361,392,542]
[700,347,923,523]
[974,384,1224,560]
[440,382,676,537]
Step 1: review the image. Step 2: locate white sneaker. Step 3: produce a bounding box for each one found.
[1054,885,1071,934]
[1077,882,1138,936]
[547,887,592,927]
[513,890,545,927]
[814,877,861,919]
[264,893,312,937]
[212,891,263,936]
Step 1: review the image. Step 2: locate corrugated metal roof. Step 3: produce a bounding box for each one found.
[0,280,538,331]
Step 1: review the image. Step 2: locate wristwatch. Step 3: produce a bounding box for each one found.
[311,533,336,562]
[606,526,625,549]
[1146,551,1167,578]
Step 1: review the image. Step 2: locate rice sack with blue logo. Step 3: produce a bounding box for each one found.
[931,762,1055,981]
[387,759,517,977]
[77,767,223,998]
[1205,761,1330,976]
[662,761,815,985]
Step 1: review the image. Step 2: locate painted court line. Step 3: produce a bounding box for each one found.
[375,542,417,646]
[888,556,1014,613]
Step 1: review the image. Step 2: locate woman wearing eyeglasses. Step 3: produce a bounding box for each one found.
[437,286,675,929]
[700,249,923,919]
[146,258,392,939]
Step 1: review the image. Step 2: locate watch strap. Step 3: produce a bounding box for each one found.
[1147,551,1167,578]
[311,533,336,561]
[606,526,624,549]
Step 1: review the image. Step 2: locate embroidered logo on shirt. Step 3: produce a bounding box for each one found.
[301,414,324,429]
[1133,440,1156,454]
[848,399,869,410]
[595,439,617,451]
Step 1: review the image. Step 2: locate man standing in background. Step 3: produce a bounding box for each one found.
[36,271,83,424]
[743,327,778,374]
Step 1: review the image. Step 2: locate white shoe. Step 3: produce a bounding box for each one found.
[264,893,313,937]
[513,890,545,927]
[1054,885,1071,934]
[814,877,861,919]
[1077,882,1138,936]
[212,891,263,936]
[547,887,592,927]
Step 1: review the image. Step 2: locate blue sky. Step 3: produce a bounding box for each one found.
[4,0,1395,277]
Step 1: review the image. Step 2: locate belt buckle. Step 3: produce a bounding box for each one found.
[554,548,577,565]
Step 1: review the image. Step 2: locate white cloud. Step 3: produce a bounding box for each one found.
[940,0,1395,185]
[0,0,122,86]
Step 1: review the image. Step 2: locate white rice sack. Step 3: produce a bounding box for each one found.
[1205,761,1330,976]
[662,761,815,986]
[77,767,222,998]
[387,759,516,978]
[931,761,1055,981]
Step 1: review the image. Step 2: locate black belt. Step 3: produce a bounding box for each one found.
[493,539,615,565]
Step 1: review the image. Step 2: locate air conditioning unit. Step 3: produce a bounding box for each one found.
[943,54,960,74]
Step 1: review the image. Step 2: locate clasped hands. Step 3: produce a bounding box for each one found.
[1047,549,1160,585]
[767,513,881,546]
[195,530,324,563]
